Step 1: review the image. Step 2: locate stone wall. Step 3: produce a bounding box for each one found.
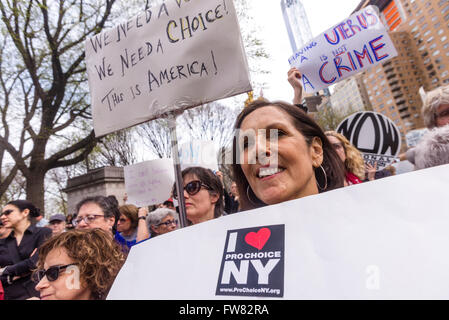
[63,167,126,215]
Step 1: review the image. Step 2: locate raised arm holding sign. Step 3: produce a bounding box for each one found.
[288,5,397,94]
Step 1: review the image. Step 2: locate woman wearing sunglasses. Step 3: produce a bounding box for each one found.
[173,167,224,225]
[0,200,52,300]
[34,229,125,300]
[325,131,367,186]
[146,207,179,237]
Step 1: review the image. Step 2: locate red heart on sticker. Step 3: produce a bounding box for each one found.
[244,228,271,250]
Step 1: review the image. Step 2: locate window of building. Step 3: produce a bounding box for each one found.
[443,4,449,13]
[433,50,441,56]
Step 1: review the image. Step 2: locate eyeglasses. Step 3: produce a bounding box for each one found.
[331,143,344,150]
[436,108,449,119]
[0,209,13,217]
[33,264,77,282]
[118,218,129,223]
[173,180,211,199]
[156,219,178,227]
[72,214,105,226]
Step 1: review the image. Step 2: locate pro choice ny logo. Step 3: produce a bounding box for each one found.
[215,224,285,298]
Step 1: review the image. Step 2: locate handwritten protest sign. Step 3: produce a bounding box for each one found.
[85,0,252,137]
[108,164,449,299]
[124,159,174,207]
[288,5,397,93]
[336,111,401,171]
[179,140,218,171]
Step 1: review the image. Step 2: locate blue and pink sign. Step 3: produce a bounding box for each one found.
[289,5,397,93]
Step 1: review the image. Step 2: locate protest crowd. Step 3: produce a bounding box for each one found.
[1,69,448,300]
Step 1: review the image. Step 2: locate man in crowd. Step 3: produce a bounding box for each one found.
[48,214,66,236]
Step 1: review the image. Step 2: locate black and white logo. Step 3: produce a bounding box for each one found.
[215,224,284,298]
[336,111,401,170]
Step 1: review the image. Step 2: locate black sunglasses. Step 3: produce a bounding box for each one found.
[33,264,77,282]
[0,209,13,217]
[173,180,211,199]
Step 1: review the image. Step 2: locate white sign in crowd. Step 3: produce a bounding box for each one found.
[108,164,449,299]
[289,5,398,93]
[336,111,402,171]
[85,0,251,137]
[124,159,175,207]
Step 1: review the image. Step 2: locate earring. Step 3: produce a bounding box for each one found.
[246,185,259,206]
[316,165,328,191]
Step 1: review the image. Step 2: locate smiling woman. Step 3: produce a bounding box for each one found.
[232,99,345,211]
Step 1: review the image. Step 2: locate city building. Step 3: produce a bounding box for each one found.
[362,31,425,149]
[330,74,373,116]
[281,0,314,53]
[352,0,449,150]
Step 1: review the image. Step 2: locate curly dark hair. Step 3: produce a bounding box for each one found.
[35,229,125,300]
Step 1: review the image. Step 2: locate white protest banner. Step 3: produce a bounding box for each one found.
[108,164,449,299]
[124,158,174,207]
[179,140,218,171]
[85,0,251,137]
[288,5,397,93]
[336,111,401,171]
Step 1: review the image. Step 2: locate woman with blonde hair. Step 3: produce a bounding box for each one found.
[325,131,366,186]
[34,229,125,300]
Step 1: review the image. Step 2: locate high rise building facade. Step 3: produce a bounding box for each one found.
[281,0,314,53]
[330,74,372,116]
[352,0,449,150]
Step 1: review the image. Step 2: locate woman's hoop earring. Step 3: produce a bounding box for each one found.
[316,165,328,191]
[247,185,259,206]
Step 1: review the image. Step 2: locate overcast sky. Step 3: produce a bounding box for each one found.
[249,0,362,101]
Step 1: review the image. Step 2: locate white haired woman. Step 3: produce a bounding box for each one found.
[414,125,449,170]
[401,85,449,163]
[146,208,179,238]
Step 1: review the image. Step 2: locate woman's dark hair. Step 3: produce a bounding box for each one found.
[75,196,120,231]
[174,167,224,221]
[231,99,345,211]
[7,200,41,221]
